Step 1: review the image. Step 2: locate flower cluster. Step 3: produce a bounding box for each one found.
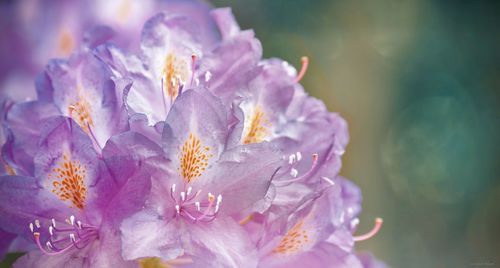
[0,1,386,267]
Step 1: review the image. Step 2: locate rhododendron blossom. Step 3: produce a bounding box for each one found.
[0,1,386,267]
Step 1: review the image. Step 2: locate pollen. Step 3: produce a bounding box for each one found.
[179,133,212,183]
[68,96,94,134]
[49,154,87,209]
[162,53,189,99]
[272,220,310,255]
[243,107,270,144]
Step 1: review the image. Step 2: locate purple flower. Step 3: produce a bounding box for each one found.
[119,89,282,267]
[2,49,130,177]
[0,1,387,267]
[0,117,151,267]
[95,7,261,125]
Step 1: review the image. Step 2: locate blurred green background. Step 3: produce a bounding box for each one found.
[211,0,500,267]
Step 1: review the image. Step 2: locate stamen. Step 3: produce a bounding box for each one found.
[275,154,319,186]
[181,192,186,201]
[190,54,197,86]
[29,223,34,232]
[195,202,200,211]
[175,205,180,215]
[296,152,302,161]
[288,154,296,164]
[187,186,192,196]
[290,168,298,177]
[31,216,99,256]
[295,56,309,83]
[353,218,383,242]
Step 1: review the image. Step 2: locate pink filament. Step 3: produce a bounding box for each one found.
[294,56,309,83]
[353,218,383,242]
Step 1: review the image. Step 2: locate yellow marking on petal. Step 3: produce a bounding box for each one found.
[243,107,270,144]
[58,29,75,56]
[50,154,87,209]
[272,219,311,255]
[179,133,212,183]
[162,53,189,99]
[68,95,94,135]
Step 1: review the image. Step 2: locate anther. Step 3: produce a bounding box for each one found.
[288,154,296,164]
[49,226,54,236]
[353,218,383,242]
[69,233,76,243]
[29,223,34,233]
[296,152,302,161]
[295,56,309,83]
[215,194,222,213]
[175,205,180,215]
[208,193,215,203]
[70,215,75,226]
[51,219,56,227]
[205,71,212,82]
[181,192,186,201]
[77,221,82,229]
[187,187,192,196]
[195,202,201,211]
[290,168,298,177]
[171,184,176,193]
[35,219,41,228]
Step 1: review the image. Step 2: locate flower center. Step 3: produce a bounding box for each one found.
[29,216,98,256]
[242,107,270,144]
[170,184,222,224]
[48,154,87,209]
[178,133,212,183]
